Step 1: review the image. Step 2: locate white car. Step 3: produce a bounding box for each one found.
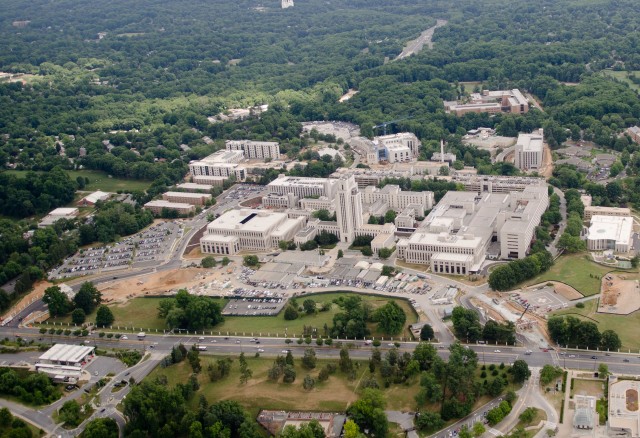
[494,349,501,353]
[198,337,205,341]
[257,348,265,352]
[121,335,128,340]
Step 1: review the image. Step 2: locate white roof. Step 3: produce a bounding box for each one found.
[208,209,287,233]
[82,191,110,204]
[588,215,633,244]
[176,183,213,191]
[164,191,211,199]
[39,344,94,363]
[355,261,370,270]
[49,208,79,216]
[145,200,194,209]
[516,132,543,152]
[370,262,384,271]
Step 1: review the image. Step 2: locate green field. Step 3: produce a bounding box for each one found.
[553,300,640,350]
[603,70,640,92]
[4,169,152,193]
[50,292,419,339]
[524,253,612,296]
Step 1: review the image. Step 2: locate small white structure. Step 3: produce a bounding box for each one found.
[587,215,633,253]
[78,191,110,206]
[36,344,95,379]
[281,0,293,8]
[38,208,79,228]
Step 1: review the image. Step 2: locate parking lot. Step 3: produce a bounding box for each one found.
[512,286,569,314]
[222,288,288,316]
[51,222,181,279]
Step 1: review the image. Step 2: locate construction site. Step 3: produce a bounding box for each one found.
[597,273,640,315]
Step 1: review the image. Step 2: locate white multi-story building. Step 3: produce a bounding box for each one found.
[397,184,548,274]
[361,185,434,215]
[453,174,547,194]
[189,150,247,181]
[200,209,305,255]
[336,176,364,243]
[382,143,412,163]
[514,130,544,170]
[586,215,633,253]
[267,175,338,199]
[375,133,421,159]
[584,206,631,221]
[225,140,281,160]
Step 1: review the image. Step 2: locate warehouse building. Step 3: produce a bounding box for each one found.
[35,344,95,380]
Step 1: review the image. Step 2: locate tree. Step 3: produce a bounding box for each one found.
[384,210,397,224]
[420,324,435,341]
[347,389,388,438]
[71,308,86,325]
[472,421,486,437]
[43,286,71,317]
[378,247,393,259]
[243,255,259,267]
[303,299,316,315]
[59,400,81,426]
[201,256,217,268]
[187,348,202,374]
[239,352,252,384]
[283,365,296,383]
[361,247,373,256]
[284,306,299,320]
[519,407,537,425]
[95,305,115,328]
[600,330,621,351]
[81,418,119,438]
[337,249,344,259]
[540,365,563,386]
[415,411,444,432]
[73,282,101,314]
[343,419,365,438]
[221,257,231,266]
[302,348,317,369]
[374,301,406,335]
[303,375,316,391]
[598,363,610,378]
[511,360,531,383]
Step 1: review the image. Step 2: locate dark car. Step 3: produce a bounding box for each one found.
[591,356,598,360]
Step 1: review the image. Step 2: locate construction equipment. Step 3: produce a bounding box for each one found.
[372,116,413,136]
[517,303,530,322]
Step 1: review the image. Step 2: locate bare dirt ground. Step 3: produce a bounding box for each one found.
[239,196,262,208]
[598,273,640,314]
[97,267,227,303]
[538,144,554,179]
[470,297,506,323]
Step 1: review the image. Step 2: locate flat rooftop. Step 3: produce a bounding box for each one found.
[588,215,633,243]
[145,200,194,209]
[208,209,286,233]
[39,344,95,363]
[516,132,543,152]
[163,191,211,199]
[269,176,333,187]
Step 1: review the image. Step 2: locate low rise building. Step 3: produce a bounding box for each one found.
[586,215,633,252]
[175,183,214,193]
[200,209,305,255]
[627,126,640,144]
[192,175,226,186]
[431,152,457,164]
[144,200,195,216]
[375,133,421,159]
[35,344,95,380]
[162,191,212,206]
[608,376,640,437]
[453,174,547,194]
[78,190,110,206]
[444,89,529,116]
[38,208,79,228]
[584,206,631,221]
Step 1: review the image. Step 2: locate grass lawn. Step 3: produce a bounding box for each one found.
[513,407,546,436]
[552,299,640,350]
[524,253,612,296]
[603,70,640,92]
[572,379,605,398]
[49,292,418,338]
[4,169,152,193]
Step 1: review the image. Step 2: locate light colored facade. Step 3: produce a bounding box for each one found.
[397,184,548,273]
[336,176,364,243]
[35,344,95,379]
[189,150,247,181]
[514,130,544,170]
[444,89,529,116]
[144,200,195,216]
[78,191,110,206]
[608,376,640,437]
[382,143,412,163]
[375,133,421,159]
[453,174,547,194]
[225,140,281,160]
[176,183,214,193]
[263,192,299,209]
[361,185,434,215]
[627,126,640,144]
[431,152,457,163]
[39,208,79,228]
[281,0,293,8]
[192,175,226,186]
[584,206,631,221]
[162,191,212,206]
[586,215,633,252]
[300,197,334,212]
[268,175,338,199]
[200,209,305,254]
